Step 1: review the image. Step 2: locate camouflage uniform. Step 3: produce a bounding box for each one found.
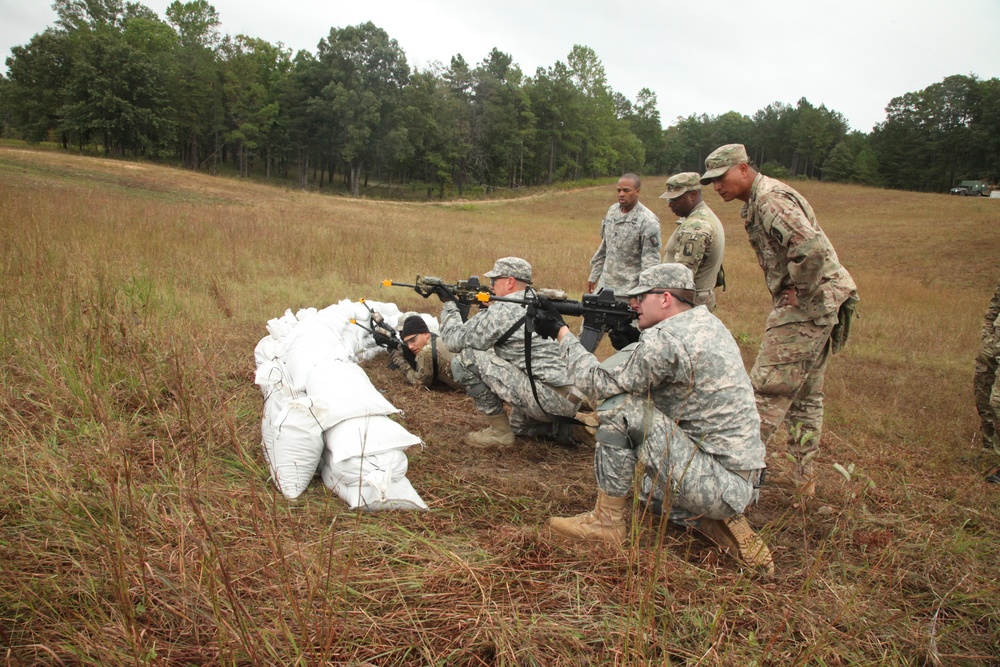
[561,305,765,519]
[975,280,1000,453]
[741,173,857,465]
[588,201,662,294]
[389,334,461,390]
[663,200,725,311]
[440,293,577,438]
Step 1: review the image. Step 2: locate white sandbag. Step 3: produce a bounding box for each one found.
[265,309,300,340]
[282,321,352,390]
[260,382,292,461]
[321,448,427,511]
[265,396,325,499]
[303,360,398,425]
[254,356,300,400]
[324,414,422,463]
[323,448,408,487]
[256,298,428,507]
[254,334,280,368]
[334,478,428,511]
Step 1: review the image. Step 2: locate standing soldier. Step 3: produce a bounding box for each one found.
[660,172,726,311]
[587,173,661,296]
[975,280,1000,483]
[701,144,858,497]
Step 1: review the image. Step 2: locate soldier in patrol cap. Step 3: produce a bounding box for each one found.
[701,143,858,497]
[531,263,773,573]
[436,257,587,448]
[660,172,726,311]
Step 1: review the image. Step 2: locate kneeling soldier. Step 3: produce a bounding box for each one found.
[532,263,773,573]
[436,257,584,448]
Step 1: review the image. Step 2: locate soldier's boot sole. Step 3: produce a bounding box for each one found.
[696,514,774,576]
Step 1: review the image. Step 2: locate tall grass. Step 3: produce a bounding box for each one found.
[1,146,999,665]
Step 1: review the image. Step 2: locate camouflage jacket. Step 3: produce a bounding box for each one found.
[561,307,765,471]
[440,292,570,387]
[390,334,460,389]
[742,174,857,326]
[588,201,661,294]
[663,200,726,293]
[982,280,1000,347]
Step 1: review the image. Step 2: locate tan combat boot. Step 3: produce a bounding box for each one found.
[696,514,775,575]
[546,491,627,544]
[464,412,515,448]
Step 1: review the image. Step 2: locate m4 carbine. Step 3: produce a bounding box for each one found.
[476,287,636,352]
[350,298,401,350]
[382,275,486,321]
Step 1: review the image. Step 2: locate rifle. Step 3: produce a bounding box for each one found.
[382,275,486,322]
[350,299,401,350]
[351,299,417,370]
[476,286,636,352]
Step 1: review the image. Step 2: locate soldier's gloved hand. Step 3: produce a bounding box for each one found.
[532,296,567,340]
[608,324,641,350]
[401,345,417,370]
[372,330,399,350]
[431,284,457,303]
[387,348,407,371]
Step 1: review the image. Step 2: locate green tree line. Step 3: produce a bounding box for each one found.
[2,0,998,195]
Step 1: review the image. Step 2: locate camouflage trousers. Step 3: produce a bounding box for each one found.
[695,289,716,312]
[974,340,1000,453]
[451,349,577,437]
[593,393,757,520]
[750,319,835,459]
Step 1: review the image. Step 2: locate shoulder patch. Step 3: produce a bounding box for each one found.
[770,218,792,245]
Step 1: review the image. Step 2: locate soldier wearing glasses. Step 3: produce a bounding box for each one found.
[531,263,773,573]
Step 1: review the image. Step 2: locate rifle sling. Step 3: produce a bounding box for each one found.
[430,334,439,381]
[520,307,583,427]
[495,315,526,348]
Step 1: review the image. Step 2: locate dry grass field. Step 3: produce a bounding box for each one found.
[1,145,999,666]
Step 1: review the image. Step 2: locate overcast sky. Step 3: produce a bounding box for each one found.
[3,0,999,133]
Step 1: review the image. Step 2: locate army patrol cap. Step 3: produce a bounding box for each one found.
[659,172,702,200]
[484,256,533,284]
[624,263,696,297]
[700,143,749,184]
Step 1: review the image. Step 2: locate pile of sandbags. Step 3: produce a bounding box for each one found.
[253,300,427,509]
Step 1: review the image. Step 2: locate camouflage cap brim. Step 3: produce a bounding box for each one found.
[624,284,653,297]
[658,189,687,200]
[699,166,730,185]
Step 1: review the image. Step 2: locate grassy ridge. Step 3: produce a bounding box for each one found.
[1,146,999,665]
